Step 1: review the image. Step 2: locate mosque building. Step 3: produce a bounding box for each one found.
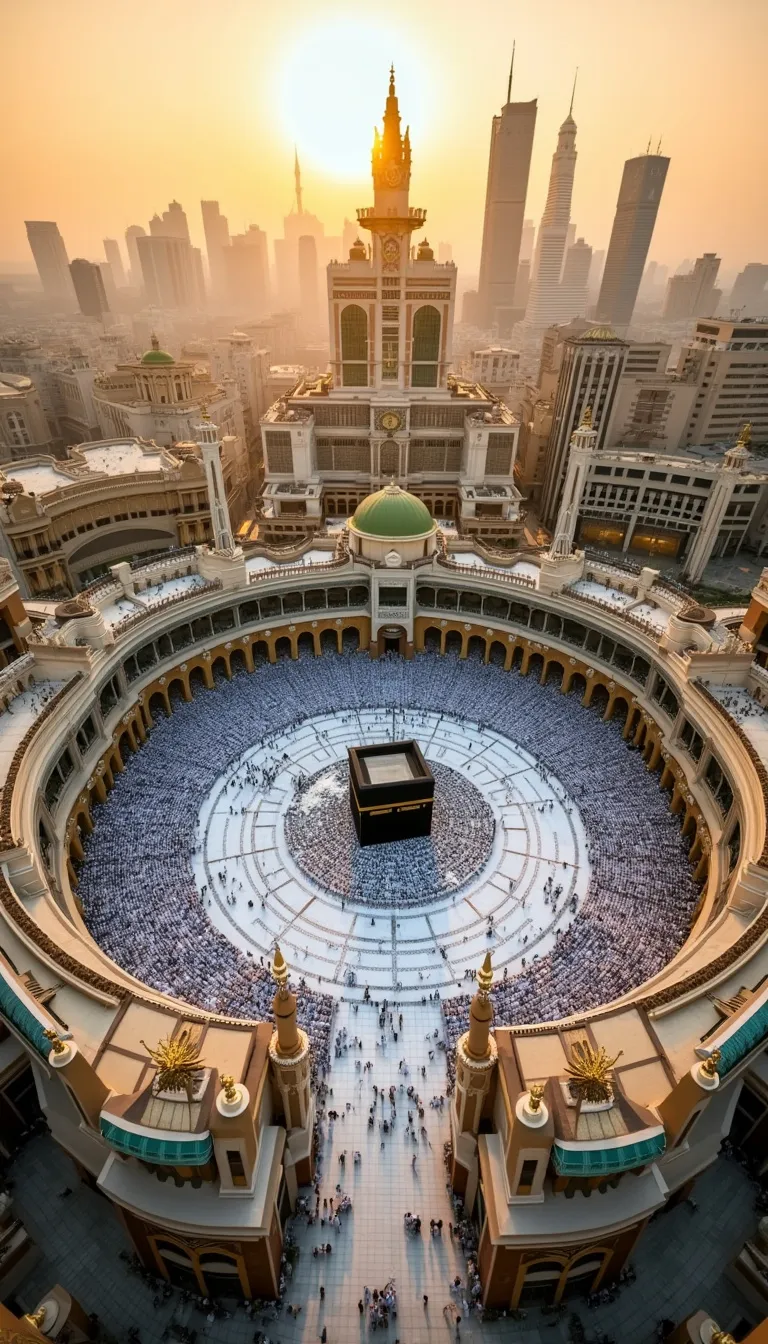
[2,74,768,1344]
[259,71,523,548]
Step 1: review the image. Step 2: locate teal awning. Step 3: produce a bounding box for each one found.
[714,1000,768,1075]
[553,1131,666,1177]
[100,1117,213,1166]
[0,973,53,1058]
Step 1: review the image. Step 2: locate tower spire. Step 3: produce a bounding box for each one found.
[506,41,515,104]
[569,66,578,117]
[294,147,303,216]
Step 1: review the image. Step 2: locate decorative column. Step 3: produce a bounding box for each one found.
[451,953,498,1208]
[656,1048,721,1149]
[197,412,235,552]
[44,1028,109,1129]
[268,947,314,1189]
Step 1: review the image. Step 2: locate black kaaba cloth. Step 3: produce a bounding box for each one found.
[348,740,434,846]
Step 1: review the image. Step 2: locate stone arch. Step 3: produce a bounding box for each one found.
[118,729,135,761]
[567,671,587,700]
[320,628,339,654]
[423,625,442,654]
[230,648,247,676]
[466,634,486,661]
[148,688,170,721]
[297,631,315,658]
[275,635,292,660]
[167,675,190,705]
[526,652,544,682]
[607,692,630,725]
[189,665,209,695]
[543,658,565,688]
[488,639,506,666]
[587,681,610,716]
[444,629,462,657]
[342,626,360,653]
[211,655,230,683]
[252,639,269,665]
[510,644,524,673]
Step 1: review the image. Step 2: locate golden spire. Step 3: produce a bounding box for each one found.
[579,405,593,429]
[477,951,493,998]
[199,400,210,422]
[737,421,752,448]
[220,1073,238,1103]
[700,1047,721,1079]
[141,1029,205,1103]
[272,945,290,993]
[565,1039,623,1104]
[43,1027,67,1055]
[528,1082,545,1112]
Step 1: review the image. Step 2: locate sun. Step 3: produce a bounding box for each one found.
[273,18,433,183]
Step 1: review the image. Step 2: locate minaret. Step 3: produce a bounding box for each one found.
[548,406,597,557]
[267,947,315,1186]
[451,953,498,1208]
[195,408,235,552]
[524,84,578,328]
[358,66,425,269]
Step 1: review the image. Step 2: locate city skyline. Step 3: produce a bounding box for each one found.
[2,0,767,281]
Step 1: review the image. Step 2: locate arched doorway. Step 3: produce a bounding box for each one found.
[380,439,399,477]
[230,649,247,676]
[189,666,208,696]
[467,634,486,661]
[148,690,168,721]
[510,645,524,673]
[488,640,506,666]
[275,636,292,660]
[252,639,269,665]
[445,630,463,657]
[588,683,610,717]
[423,626,442,654]
[342,626,360,653]
[526,652,544,682]
[568,672,587,700]
[297,632,315,658]
[320,628,338,655]
[544,660,564,688]
[212,656,229,683]
[377,624,406,657]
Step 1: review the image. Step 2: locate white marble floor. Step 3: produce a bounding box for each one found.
[194,709,590,1001]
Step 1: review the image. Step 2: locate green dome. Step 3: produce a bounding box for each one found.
[351,484,434,539]
[141,347,175,365]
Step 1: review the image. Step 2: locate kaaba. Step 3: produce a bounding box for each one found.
[348,740,434,846]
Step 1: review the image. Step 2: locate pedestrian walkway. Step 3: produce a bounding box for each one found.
[7,1000,760,1343]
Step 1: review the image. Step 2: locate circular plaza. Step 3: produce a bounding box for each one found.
[77,650,699,1015]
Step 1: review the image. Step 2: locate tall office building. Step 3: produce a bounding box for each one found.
[540,327,629,524]
[298,234,320,325]
[226,227,270,316]
[201,200,230,302]
[150,200,191,242]
[124,225,146,288]
[662,253,721,322]
[103,238,127,288]
[729,264,768,318]
[558,237,592,320]
[25,221,76,307]
[475,58,537,332]
[519,217,535,263]
[676,317,768,447]
[275,152,325,308]
[524,100,578,328]
[69,260,110,318]
[136,234,197,309]
[595,154,670,331]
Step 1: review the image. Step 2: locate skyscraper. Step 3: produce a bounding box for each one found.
[124,225,146,288]
[662,253,721,321]
[540,327,629,525]
[136,234,197,309]
[103,238,127,287]
[595,153,670,331]
[201,201,230,302]
[729,263,768,318]
[69,259,110,318]
[226,227,270,316]
[475,55,537,333]
[25,221,75,307]
[524,93,578,328]
[558,238,593,320]
[298,234,320,325]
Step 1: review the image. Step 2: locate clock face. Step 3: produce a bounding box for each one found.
[381,236,400,265]
[385,163,402,188]
[381,411,401,432]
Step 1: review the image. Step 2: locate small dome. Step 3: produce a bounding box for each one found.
[349,237,367,260]
[351,484,434,539]
[580,326,621,342]
[417,238,434,261]
[141,333,174,366]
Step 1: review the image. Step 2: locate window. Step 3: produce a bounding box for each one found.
[649,471,666,481]
[411,306,440,388]
[341,305,368,387]
[382,326,399,380]
[594,466,611,476]
[627,469,644,479]
[517,1159,538,1195]
[227,1149,247,1187]
[379,585,408,606]
[380,440,399,476]
[486,434,515,476]
[671,474,689,484]
[265,431,293,475]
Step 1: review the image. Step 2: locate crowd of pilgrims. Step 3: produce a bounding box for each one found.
[78,650,698,1050]
[285,758,494,905]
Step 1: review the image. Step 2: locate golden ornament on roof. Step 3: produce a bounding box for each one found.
[220,1073,238,1103]
[141,1029,205,1102]
[565,1038,623,1104]
[700,1047,721,1079]
[43,1027,67,1055]
[580,405,593,428]
[528,1082,545,1112]
[272,945,290,992]
[477,951,493,997]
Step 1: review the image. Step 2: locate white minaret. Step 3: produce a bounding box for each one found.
[195,411,235,552]
[548,406,597,557]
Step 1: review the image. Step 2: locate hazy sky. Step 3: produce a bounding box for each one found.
[3,0,767,282]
